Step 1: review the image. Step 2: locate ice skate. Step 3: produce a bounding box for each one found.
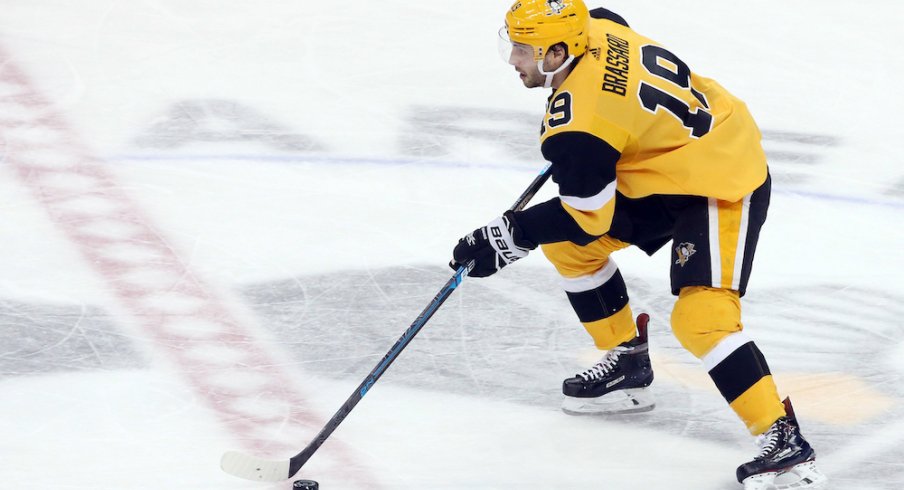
[561,313,654,415]
[737,398,827,489]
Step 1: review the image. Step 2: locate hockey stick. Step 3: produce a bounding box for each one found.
[220,162,552,482]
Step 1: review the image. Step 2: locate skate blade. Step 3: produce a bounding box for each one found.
[561,388,655,415]
[742,460,827,490]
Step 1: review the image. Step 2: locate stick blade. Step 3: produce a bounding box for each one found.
[220,450,291,482]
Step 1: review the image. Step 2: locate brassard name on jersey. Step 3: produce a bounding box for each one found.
[603,33,630,96]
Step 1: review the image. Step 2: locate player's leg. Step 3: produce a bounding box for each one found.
[541,236,654,414]
[669,175,825,488]
[542,236,635,348]
[669,175,783,433]
[672,286,785,433]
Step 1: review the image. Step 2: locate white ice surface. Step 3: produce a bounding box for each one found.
[1,1,902,489]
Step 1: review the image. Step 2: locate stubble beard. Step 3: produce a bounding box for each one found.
[521,72,544,89]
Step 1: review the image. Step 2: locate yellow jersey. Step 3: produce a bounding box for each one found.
[516,9,768,245]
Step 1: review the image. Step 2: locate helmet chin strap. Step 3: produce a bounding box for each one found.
[538,55,576,88]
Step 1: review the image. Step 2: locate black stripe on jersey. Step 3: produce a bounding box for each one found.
[516,131,620,245]
[589,8,629,27]
[541,131,620,202]
[514,198,599,245]
[566,268,630,322]
[708,341,771,404]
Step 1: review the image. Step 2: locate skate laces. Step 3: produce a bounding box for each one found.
[754,418,789,459]
[577,345,629,381]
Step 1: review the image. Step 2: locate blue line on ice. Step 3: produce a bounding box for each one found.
[110,152,904,210]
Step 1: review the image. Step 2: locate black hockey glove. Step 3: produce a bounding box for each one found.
[449,211,537,278]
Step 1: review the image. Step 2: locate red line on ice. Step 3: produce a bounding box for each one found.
[0,46,378,487]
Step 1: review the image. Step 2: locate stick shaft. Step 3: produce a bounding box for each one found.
[288,164,552,476]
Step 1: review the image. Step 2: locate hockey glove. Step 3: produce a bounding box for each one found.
[449,211,536,278]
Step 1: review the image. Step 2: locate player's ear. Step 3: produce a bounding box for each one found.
[544,42,569,71]
[550,42,569,60]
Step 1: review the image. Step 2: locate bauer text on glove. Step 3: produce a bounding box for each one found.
[449,211,537,278]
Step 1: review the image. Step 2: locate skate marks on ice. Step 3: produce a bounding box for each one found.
[0,299,142,377]
[242,266,904,409]
[132,99,324,153]
[758,130,840,158]
[242,265,904,489]
[124,99,854,192]
[2,265,899,487]
[0,50,381,487]
[241,266,584,408]
[400,105,542,164]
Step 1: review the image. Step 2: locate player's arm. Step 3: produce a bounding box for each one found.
[513,131,620,245]
[447,131,620,278]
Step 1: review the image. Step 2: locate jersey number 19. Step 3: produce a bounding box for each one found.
[637,45,713,139]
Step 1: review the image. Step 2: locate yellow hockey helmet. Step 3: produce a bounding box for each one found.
[504,0,590,61]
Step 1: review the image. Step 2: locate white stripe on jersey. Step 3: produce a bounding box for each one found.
[560,180,616,212]
[703,332,753,371]
[560,258,618,293]
[707,198,721,288]
[731,194,752,291]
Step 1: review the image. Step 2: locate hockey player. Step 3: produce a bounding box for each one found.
[448,1,827,488]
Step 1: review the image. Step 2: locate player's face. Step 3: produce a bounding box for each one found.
[507,42,545,88]
[498,28,546,88]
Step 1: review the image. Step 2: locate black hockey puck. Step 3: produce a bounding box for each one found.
[293,480,319,490]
